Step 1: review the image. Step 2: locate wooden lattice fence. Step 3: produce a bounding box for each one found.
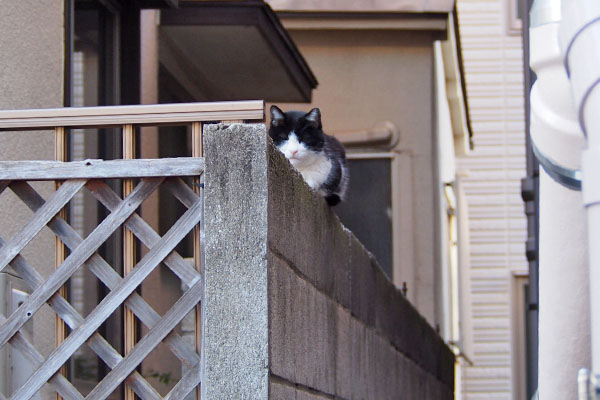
[0,101,264,400]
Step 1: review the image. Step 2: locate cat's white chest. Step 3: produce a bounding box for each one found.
[293,152,331,190]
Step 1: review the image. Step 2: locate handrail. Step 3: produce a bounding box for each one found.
[0,100,264,131]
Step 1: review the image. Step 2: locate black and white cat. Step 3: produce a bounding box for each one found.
[269,105,348,206]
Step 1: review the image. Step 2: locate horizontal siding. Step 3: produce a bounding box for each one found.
[456,0,527,399]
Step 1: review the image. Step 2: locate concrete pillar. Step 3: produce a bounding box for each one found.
[201,123,270,399]
[529,1,590,397]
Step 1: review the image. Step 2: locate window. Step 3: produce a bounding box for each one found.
[335,156,394,277]
[507,0,524,36]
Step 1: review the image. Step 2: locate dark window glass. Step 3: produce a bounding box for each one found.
[335,158,393,278]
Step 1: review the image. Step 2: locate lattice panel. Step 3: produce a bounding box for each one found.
[0,165,203,400]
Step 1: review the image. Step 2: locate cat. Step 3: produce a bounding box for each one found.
[269,105,348,206]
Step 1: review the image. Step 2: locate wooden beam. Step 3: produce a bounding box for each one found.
[0,158,204,180]
[54,127,68,400]
[0,101,264,131]
[123,124,136,400]
[192,121,203,400]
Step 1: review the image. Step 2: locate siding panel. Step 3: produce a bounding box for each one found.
[457,0,526,398]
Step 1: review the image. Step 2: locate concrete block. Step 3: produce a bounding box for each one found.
[349,237,376,327]
[395,352,409,399]
[371,333,398,400]
[202,123,270,400]
[350,315,369,400]
[296,389,333,400]
[268,252,336,395]
[332,229,353,310]
[335,305,353,400]
[267,143,335,295]
[374,267,403,351]
[270,381,296,400]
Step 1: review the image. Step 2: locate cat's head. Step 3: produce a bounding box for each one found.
[268,105,324,166]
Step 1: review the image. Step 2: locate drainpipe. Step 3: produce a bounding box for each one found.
[529,0,590,398]
[559,0,600,380]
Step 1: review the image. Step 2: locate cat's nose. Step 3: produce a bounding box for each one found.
[290,149,298,156]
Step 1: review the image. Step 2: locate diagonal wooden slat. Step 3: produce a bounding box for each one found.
[0,178,163,351]
[0,233,160,400]
[0,237,43,293]
[10,195,202,400]
[164,360,202,400]
[87,180,201,287]
[11,181,201,368]
[163,177,201,209]
[86,280,203,400]
[0,180,85,274]
[0,310,84,400]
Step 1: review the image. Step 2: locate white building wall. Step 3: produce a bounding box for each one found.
[456,0,528,398]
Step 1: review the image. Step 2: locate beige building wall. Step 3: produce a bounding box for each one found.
[456,0,528,398]
[271,25,443,327]
[0,0,64,398]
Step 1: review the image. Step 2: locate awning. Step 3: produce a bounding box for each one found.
[159,1,318,103]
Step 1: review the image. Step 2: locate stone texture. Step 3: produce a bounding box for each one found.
[267,141,348,296]
[202,123,270,399]
[269,252,336,395]
[270,382,296,400]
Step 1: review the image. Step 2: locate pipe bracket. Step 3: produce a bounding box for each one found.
[532,139,582,191]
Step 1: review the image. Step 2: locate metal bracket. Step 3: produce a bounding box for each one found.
[532,140,582,191]
[578,368,600,399]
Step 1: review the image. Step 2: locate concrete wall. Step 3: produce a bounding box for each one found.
[0,1,63,398]
[202,123,454,399]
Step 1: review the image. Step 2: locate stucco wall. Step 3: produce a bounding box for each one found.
[202,123,454,399]
[0,1,64,398]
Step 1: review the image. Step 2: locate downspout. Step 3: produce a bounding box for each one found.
[520,0,539,397]
[529,1,590,399]
[559,0,600,379]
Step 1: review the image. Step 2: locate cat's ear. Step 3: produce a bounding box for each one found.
[305,108,322,128]
[270,105,285,127]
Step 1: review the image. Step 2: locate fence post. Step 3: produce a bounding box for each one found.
[201,123,270,399]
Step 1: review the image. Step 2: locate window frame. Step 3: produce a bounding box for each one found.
[345,151,414,299]
[506,0,523,36]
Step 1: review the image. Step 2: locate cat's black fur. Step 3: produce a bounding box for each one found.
[269,105,348,206]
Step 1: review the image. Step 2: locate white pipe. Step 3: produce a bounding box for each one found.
[559,0,600,374]
[530,1,590,398]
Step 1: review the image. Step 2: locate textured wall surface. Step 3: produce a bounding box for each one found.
[0,1,63,398]
[202,123,454,399]
[456,0,528,398]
